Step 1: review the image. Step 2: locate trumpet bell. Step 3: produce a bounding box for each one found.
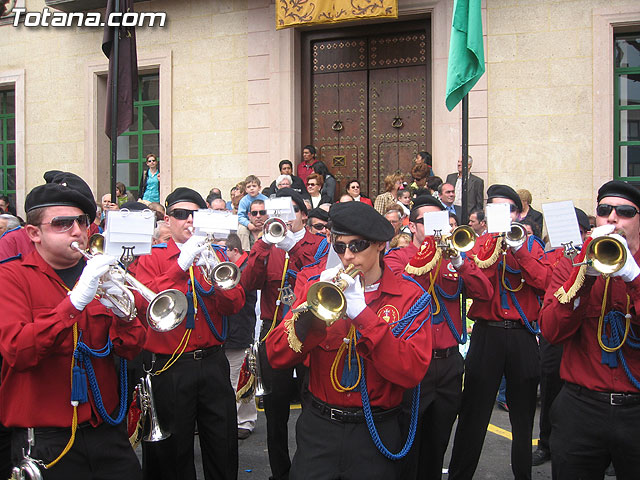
[141,375,171,442]
[450,225,476,253]
[263,217,287,244]
[505,222,527,249]
[207,261,241,290]
[586,236,626,275]
[147,289,189,333]
[306,281,347,326]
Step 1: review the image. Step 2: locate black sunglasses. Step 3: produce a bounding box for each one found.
[333,239,372,254]
[250,209,267,216]
[311,223,327,231]
[596,204,639,219]
[40,214,90,233]
[168,208,197,220]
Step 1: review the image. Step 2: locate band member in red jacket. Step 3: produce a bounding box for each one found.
[448,184,551,480]
[540,180,640,479]
[385,195,492,480]
[134,187,245,480]
[266,201,432,479]
[0,172,145,479]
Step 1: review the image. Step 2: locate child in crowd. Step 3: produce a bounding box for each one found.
[397,189,412,225]
[237,175,268,231]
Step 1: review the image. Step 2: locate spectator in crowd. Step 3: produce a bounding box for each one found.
[152,220,172,245]
[449,212,459,229]
[222,233,259,441]
[410,151,432,192]
[209,187,223,199]
[517,189,543,237]
[384,205,405,236]
[312,161,336,202]
[274,175,293,192]
[446,155,485,221]
[306,173,331,208]
[306,208,329,237]
[297,145,319,185]
[115,182,135,207]
[138,153,160,203]
[238,175,269,232]
[389,232,412,249]
[345,179,373,206]
[267,160,307,196]
[426,176,443,197]
[439,183,462,219]
[148,202,166,224]
[228,182,246,214]
[0,195,16,216]
[468,209,487,236]
[0,214,19,237]
[397,189,412,223]
[374,173,404,214]
[237,199,268,252]
[209,198,228,211]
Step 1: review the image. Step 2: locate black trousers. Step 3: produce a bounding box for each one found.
[290,405,403,480]
[259,338,306,480]
[11,421,140,480]
[550,385,640,480]
[537,335,563,452]
[448,323,540,480]
[401,351,463,480]
[142,347,238,480]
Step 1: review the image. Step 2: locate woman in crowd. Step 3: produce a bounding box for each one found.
[138,153,160,203]
[373,173,404,215]
[312,161,336,202]
[345,179,373,206]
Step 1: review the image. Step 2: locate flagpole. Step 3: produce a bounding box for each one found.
[461,92,469,329]
[109,0,120,206]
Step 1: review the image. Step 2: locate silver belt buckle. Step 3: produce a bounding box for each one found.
[610,393,624,406]
[193,349,204,360]
[330,408,343,421]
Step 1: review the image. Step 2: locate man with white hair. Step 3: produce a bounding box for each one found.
[0,214,20,237]
[446,155,484,222]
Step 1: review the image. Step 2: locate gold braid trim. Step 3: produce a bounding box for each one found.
[405,247,442,276]
[473,237,503,269]
[285,304,307,353]
[235,375,255,403]
[554,264,587,304]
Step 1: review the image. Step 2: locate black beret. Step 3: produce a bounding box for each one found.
[165,187,206,210]
[597,180,640,210]
[43,170,64,183]
[25,171,97,222]
[308,208,329,222]
[487,184,522,211]
[275,187,308,215]
[329,201,395,242]
[120,201,148,211]
[575,208,590,232]
[411,194,445,214]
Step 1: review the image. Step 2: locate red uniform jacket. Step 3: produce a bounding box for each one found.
[468,234,551,326]
[540,253,640,393]
[0,227,34,262]
[0,250,146,427]
[385,243,493,349]
[266,265,432,409]
[241,231,324,323]
[133,239,245,354]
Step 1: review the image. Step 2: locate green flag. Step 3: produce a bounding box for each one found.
[445,0,485,111]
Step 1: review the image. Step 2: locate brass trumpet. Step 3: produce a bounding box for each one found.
[137,373,170,442]
[437,225,476,257]
[248,340,269,397]
[585,235,626,275]
[263,217,288,244]
[504,222,527,249]
[72,234,189,332]
[306,264,361,326]
[199,235,241,290]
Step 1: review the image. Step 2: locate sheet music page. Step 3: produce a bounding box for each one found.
[423,211,450,236]
[486,203,511,233]
[542,201,582,248]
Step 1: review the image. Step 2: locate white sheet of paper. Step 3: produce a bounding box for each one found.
[193,210,238,238]
[326,244,343,270]
[423,210,450,236]
[486,203,512,233]
[104,210,154,256]
[265,197,296,221]
[542,201,582,248]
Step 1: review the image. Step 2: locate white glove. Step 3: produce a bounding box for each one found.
[609,233,640,282]
[98,281,128,318]
[276,230,296,252]
[69,255,117,311]
[342,273,367,320]
[196,248,216,268]
[450,254,464,269]
[177,234,207,271]
[319,265,342,283]
[589,224,615,240]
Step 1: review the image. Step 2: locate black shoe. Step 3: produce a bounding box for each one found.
[532,448,550,466]
[238,428,252,440]
[605,463,615,477]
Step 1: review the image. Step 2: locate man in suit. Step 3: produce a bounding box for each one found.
[438,183,462,221]
[446,155,484,222]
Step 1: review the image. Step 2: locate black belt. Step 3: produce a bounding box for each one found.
[566,383,640,406]
[476,319,524,329]
[432,346,459,359]
[29,422,93,435]
[152,345,223,362]
[310,396,399,423]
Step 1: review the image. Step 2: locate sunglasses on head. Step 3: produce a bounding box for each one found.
[40,214,90,233]
[168,208,197,220]
[250,209,267,216]
[596,204,639,219]
[333,239,372,254]
[311,223,327,231]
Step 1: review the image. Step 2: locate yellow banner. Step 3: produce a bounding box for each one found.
[276,0,398,30]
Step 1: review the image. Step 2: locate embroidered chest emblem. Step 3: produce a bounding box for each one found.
[377,305,400,325]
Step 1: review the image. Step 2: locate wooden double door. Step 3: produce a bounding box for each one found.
[302,20,431,200]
